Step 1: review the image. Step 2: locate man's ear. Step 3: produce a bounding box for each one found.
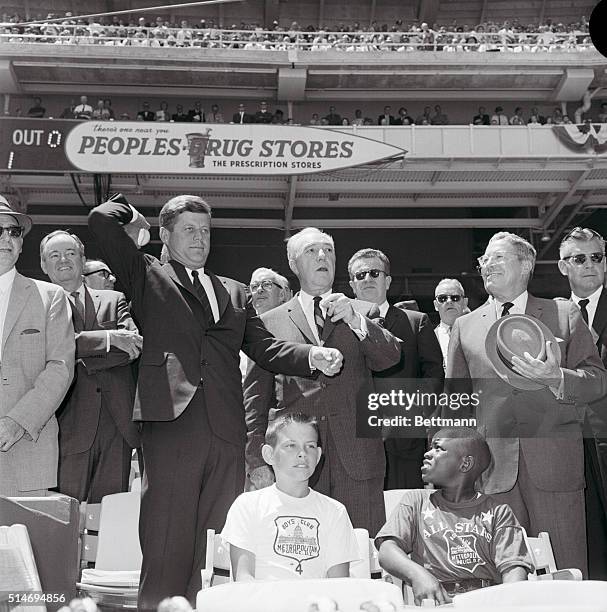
[261,444,274,466]
[288,258,297,276]
[159,226,169,245]
[385,275,392,292]
[348,279,357,296]
[433,299,439,313]
[557,259,569,277]
[460,455,474,473]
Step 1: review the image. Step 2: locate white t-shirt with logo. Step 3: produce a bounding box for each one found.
[222,484,360,579]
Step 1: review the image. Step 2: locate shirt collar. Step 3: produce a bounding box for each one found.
[491,290,528,315]
[378,300,390,318]
[571,285,602,308]
[185,266,205,278]
[299,289,332,311]
[0,267,16,293]
[64,282,85,299]
[437,321,451,332]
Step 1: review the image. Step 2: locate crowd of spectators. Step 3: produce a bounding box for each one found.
[18,97,607,126]
[0,12,593,52]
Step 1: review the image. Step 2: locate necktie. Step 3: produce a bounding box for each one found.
[70,291,85,321]
[191,270,214,327]
[501,302,514,317]
[578,298,590,325]
[313,296,325,340]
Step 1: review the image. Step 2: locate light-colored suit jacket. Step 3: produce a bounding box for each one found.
[446,294,607,494]
[243,295,401,480]
[0,273,74,492]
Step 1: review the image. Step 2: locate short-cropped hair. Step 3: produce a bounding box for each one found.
[286,227,334,261]
[265,413,320,448]
[159,195,211,230]
[434,426,491,475]
[488,231,536,272]
[435,278,465,297]
[347,248,391,277]
[250,267,290,291]
[40,229,85,259]
[559,227,605,258]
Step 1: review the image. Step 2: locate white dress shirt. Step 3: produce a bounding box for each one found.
[186,267,219,323]
[490,290,528,318]
[0,267,16,360]
[434,321,451,370]
[571,285,602,332]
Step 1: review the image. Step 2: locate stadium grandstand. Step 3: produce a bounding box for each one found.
[0,0,605,311]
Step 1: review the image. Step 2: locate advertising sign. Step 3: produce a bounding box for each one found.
[64,122,406,175]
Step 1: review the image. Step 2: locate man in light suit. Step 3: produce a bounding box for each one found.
[244,228,401,535]
[41,230,142,503]
[0,197,74,496]
[348,248,444,489]
[88,195,343,611]
[447,231,607,576]
[557,226,607,579]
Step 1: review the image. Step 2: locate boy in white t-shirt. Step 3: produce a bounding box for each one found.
[221,413,360,580]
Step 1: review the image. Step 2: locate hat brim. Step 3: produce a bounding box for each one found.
[0,200,33,236]
[485,314,562,391]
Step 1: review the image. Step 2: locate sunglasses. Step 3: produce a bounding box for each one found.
[0,225,24,238]
[435,294,464,303]
[353,269,384,281]
[561,252,605,266]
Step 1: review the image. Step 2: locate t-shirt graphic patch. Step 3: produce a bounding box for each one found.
[273,516,320,575]
[443,529,486,574]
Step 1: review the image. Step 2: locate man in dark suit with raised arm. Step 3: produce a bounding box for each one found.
[243,228,401,535]
[348,248,444,489]
[88,195,343,611]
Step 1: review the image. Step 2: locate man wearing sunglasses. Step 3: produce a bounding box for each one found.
[447,230,607,578]
[83,259,117,291]
[433,279,469,371]
[244,228,401,536]
[558,226,607,579]
[348,248,444,490]
[0,197,74,496]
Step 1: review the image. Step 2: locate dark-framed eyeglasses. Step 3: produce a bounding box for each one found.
[0,225,24,238]
[84,269,113,279]
[561,252,605,266]
[435,294,464,303]
[250,280,282,292]
[353,269,384,281]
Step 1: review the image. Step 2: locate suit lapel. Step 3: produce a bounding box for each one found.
[2,273,32,352]
[525,294,543,321]
[287,296,317,345]
[83,287,100,330]
[209,272,230,320]
[592,289,607,339]
[164,260,197,300]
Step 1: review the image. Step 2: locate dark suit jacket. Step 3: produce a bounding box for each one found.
[378,306,444,457]
[243,295,401,479]
[377,114,396,125]
[253,111,273,124]
[232,112,253,124]
[57,287,140,455]
[88,200,312,448]
[447,294,607,494]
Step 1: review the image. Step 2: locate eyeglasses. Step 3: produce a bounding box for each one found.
[353,269,384,281]
[0,225,24,238]
[250,280,282,292]
[435,294,464,303]
[561,252,605,266]
[84,269,113,279]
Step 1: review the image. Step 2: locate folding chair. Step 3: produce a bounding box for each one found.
[77,491,142,608]
[523,529,583,581]
[201,529,231,589]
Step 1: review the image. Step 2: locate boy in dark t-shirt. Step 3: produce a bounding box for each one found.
[375,427,533,606]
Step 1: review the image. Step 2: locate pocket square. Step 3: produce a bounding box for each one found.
[20,328,40,335]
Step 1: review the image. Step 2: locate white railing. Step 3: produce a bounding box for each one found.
[0,24,594,53]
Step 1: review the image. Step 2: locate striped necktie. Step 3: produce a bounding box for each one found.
[578,299,590,325]
[70,291,85,321]
[313,296,325,339]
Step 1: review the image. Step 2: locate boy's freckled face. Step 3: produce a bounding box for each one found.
[267,423,321,483]
[421,437,464,486]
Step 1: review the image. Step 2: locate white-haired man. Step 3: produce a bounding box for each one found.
[249,267,291,315]
[244,227,401,534]
[433,278,468,370]
[447,231,607,576]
